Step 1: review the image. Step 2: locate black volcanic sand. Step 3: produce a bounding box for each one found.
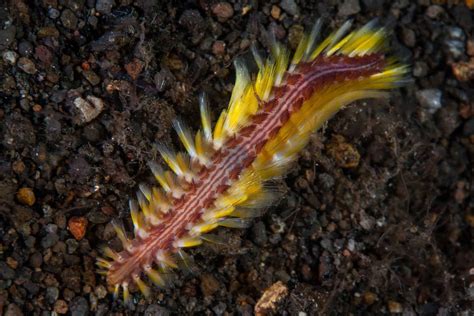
[0,1,473,315]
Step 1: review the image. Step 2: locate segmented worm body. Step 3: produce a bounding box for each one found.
[96,20,408,302]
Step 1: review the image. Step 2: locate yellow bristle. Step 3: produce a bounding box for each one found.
[156,251,178,269]
[191,221,219,234]
[200,233,227,245]
[149,162,171,192]
[218,218,251,229]
[113,284,120,300]
[176,152,193,181]
[139,184,152,201]
[151,187,170,213]
[137,191,152,220]
[103,246,119,261]
[202,205,235,221]
[255,60,276,101]
[96,258,111,269]
[272,43,290,85]
[129,199,142,230]
[145,266,165,287]
[122,283,130,304]
[112,220,131,250]
[174,120,197,159]
[224,61,251,133]
[213,109,227,148]
[133,275,150,297]
[291,33,310,68]
[311,20,352,60]
[199,93,213,142]
[174,236,203,248]
[251,44,264,70]
[158,146,184,177]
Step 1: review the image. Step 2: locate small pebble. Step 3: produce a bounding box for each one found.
[73,95,105,124]
[95,285,108,299]
[37,26,60,38]
[54,300,68,314]
[212,2,234,22]
[17,187,36,206]
[338,0,361,16]
[2,50,18,65]
[0,26,15,50]
[425,5,444,19]
[401,27,416,48]
[48,7,60,19]
[254,281,288,316]
[416,89,443,114]
[271,5,281,19]
[6,257,18,269]
[41,233,59,248]
[82,70,101,86]
[326,135,360,169]
[17,57,37,74]
[125,58,144,80]
[280,0,300,16]
[179,9,205,32]
[413,61,428,77]
[68,216,88,241]
[18,40,33,56]
[29,252,43,268]
[12,160,25,174]
[388,300,403,313]
[363,291,377,305]
[288,24,304,49]
[200,273,220,297]
[61,9,78,30]
[96,0,114,14]
[443,26,466,60]
[69,296,89,316]
[451,60,474,81]
[46,287,60,304]
[0,261,15,280]
[5,304,22,316]
[212,41,226,56]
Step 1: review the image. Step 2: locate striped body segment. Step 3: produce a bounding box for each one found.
[96,20,408,303]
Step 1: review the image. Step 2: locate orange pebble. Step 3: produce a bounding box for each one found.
[68,216,88,240]
[17,187,36,206]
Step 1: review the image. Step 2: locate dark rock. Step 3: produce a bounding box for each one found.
[144,304,170,316]
[96,0,114,14]
[463,118,474,136]
[68,156,92,181]
[46,287,60,304]
[18,40,33,56]
[41,233,59,248]
[280,0,300,16]
[252,221,268,246]
[401,27,416,47]
[17,57,37,74]
[61,9,78,30]
[0,26,16,50]
[338,0,361,16]
[361,0,385,12]
[212,2,234,22]
[0,261,15,280]
[69,296,89,316]
[179,9,205,32]
[416,89,442,113]
[443,26,466,60]
[2,112,36,150]
[4,303,22,316]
